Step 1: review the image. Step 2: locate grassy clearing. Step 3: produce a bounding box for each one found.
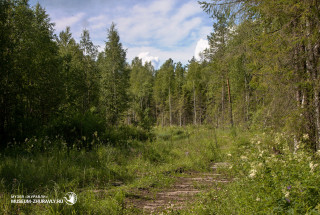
[0,126,227,214]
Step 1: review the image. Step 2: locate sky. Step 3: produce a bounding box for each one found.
[29,0,211,68]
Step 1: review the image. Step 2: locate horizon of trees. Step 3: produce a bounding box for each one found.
[1,0,319,152]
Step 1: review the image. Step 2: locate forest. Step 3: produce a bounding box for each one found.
[1,0,320,214]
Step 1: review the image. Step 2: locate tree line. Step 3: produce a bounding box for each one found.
[1,0,319,152]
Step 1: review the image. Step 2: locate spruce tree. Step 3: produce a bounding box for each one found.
[99,23,128,125]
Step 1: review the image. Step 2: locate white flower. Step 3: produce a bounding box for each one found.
[256,197,261,201]
[310,162,319,172]
[302,134,309,140]
[249,169,257,178]
[227,153,232,157]
[241,155,248,161]
[285,191,290,198]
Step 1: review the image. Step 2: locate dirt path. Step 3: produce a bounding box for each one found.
[125,162,230,214]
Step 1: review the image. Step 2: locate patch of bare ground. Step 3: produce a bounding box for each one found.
[125,162,231,214]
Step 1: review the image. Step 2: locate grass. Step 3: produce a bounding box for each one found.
[0,126,226,214]
[3,127,318,214]
[180,130,320,215]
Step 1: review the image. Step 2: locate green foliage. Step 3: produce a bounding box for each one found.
[99,23,129,125]
[0,1,63,146]
[190,131,320,214]
[102,125,154,146]
[0,127,220,214]
[128,57,154,129]
[46,111,105,149]
[153,59,176,126]
[1,0,320,213]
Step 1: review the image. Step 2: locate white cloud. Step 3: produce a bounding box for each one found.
[39,0,213,65]
[86,0,207,48]
[171,1,202,23]
[138,52,160,67]
[88,15,105,22]
[127,44,197,68]
[91,22,106,30]
[54,12,85,32]
[194,38,209,61]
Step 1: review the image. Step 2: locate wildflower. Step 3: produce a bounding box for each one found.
[287,185,292,190]
[249,169,257,178]
[302,133,309,140]
[285,191,290,198]
[227,153,232,157]
[240,155,248,161]
[310,162,319,172]
[256,197,261,201]
[285,198,290,203]
[257,140,261,145]
[94,131,98,137]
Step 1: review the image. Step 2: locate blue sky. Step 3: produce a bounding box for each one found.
[29,0,211,67]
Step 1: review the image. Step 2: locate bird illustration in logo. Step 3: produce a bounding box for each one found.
[64,192,77,205]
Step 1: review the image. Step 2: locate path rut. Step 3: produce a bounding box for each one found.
[125,162,230,214]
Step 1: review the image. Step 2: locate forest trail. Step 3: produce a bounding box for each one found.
[125,162,230,214]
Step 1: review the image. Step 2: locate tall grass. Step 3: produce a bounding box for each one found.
[186,131,320,214]
[0,126,222,214]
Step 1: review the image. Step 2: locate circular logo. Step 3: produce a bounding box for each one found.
[64,192,77,205]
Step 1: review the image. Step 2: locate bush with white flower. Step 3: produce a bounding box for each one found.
[196,130,320,214]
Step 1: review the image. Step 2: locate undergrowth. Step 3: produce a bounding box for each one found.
[0,126,221,214]
[187,130,320,215]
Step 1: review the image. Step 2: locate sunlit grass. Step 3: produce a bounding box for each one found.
[0,126,223,214]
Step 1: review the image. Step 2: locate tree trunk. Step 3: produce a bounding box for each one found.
[161,111,164,127]
[305,10,320,150]
[169,85,172,126]
[227,78,233,127]
[244,76,249,122]
[314,87,320,150]
[221,80,225,127]
[193,81,197,125]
